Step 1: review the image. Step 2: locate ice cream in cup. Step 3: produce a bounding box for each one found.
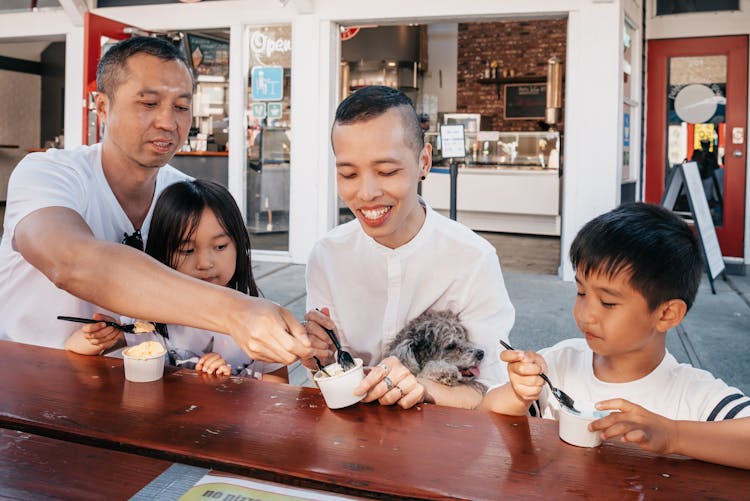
[558,400,610,447]
[313,358,365,409]
[122,340,166,382]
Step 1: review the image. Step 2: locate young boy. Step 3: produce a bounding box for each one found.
[482,203,750,469]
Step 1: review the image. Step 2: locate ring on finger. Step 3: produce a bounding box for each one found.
[395,385,404,399]
[383,376,394,391]
[378,362,389,374]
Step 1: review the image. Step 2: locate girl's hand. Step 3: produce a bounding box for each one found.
[590,398,678,455]
[500,349,546,404]
[196,352,231,376]
[82,313,123,350]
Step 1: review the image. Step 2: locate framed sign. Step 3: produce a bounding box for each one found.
[504,83,546,120]
[440,124,466,158]
[662,161,725,292]
[187,33,229,79]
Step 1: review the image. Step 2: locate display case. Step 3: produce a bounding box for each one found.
[428,130,560,169]
[247,127,290,234]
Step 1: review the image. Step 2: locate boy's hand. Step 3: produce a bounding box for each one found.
[500,349,547,404]
[590,398,678,455]
[301,307,336,370]
[195,352,231,376]
[82,313,122,350]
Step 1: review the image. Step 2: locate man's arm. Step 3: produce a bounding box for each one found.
[15,207,312,364]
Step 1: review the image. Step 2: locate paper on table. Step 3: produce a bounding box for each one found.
[178,473,359,501]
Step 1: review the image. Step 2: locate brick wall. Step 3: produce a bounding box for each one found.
[457,19,567,131]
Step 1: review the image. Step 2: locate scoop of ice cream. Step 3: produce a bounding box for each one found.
[132,321,156,334]
[125,341,166,359]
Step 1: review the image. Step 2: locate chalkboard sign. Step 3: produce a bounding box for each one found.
[504,83,546,120]
[662,161,725,293]
[187,34,230,79]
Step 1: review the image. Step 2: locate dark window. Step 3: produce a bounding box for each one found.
[656,0,739,15]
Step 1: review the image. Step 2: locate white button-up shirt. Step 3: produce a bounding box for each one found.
[306,205,515,388]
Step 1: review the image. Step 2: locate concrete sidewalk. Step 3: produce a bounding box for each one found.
[254,261,750,394]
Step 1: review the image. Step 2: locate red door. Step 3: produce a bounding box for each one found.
[82,13,135,144]
[646,36,747,258]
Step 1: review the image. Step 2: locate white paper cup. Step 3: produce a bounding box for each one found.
[313,358,365,409]
[558,401,609,447]
[122,349,166,383]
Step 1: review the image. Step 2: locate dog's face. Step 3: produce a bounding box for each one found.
[388,310,485,382]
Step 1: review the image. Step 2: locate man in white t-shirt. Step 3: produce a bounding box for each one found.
[0,37,311,364]
[303,86,515,410]
[483,203,750,470]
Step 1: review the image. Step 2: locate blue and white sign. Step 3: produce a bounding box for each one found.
[251,66,284,101]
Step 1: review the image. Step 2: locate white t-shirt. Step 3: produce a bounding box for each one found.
[533,338,750,421]
[124,326,284,378]
[306,205,515,388]
[0,144,190,348]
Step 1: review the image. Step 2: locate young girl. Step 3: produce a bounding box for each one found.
[64,179,288,383]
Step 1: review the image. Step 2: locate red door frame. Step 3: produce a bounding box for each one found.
[646,35,748,258]
[82,12,133,144]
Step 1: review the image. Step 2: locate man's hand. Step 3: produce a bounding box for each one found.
[300,307,337,369]
[590,398,678,455]
[355,356,425,409]
[233,297,312,365]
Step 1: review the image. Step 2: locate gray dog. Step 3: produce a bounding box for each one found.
[385,310,487,394]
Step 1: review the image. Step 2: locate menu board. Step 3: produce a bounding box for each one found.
[504,83,546,119]
[187,34,229,79]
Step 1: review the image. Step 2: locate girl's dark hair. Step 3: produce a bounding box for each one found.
[146,179,259,297]
[569,202,703,311]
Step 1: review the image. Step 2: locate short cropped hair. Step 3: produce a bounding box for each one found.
[569,202,704,311]
[333,85,424,159]
[96,36,193,99]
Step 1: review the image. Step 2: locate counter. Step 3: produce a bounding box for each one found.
[422,164,561,235]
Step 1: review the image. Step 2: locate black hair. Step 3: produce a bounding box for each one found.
[146,179,259,297]
[96,36,193,98]
[569,202,703,311]
[333,85,424,158]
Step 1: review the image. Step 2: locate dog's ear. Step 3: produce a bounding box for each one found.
[387,335,423,373]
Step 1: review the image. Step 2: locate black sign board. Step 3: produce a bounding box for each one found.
[187,33,230,78]
[504,83,546,120]
[662,161,725,293]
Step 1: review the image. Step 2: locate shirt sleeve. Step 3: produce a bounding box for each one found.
[305,242,335,314]
[459,249,516,389]
[682,368,750,421]
[5,152,88,240]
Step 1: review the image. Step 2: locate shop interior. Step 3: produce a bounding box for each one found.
[0,17,565,273]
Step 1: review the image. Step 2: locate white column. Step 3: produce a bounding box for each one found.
[559,4,622,280]
[64,27,84,149]
[287,16,339,264]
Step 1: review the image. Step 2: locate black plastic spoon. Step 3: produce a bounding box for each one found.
[500,340,579,413]
[58,315,138,333]
[323,327,355,371]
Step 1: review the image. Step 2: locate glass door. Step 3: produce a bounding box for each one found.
[646,36,747,258]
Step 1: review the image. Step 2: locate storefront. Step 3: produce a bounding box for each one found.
[11,1,744,280]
